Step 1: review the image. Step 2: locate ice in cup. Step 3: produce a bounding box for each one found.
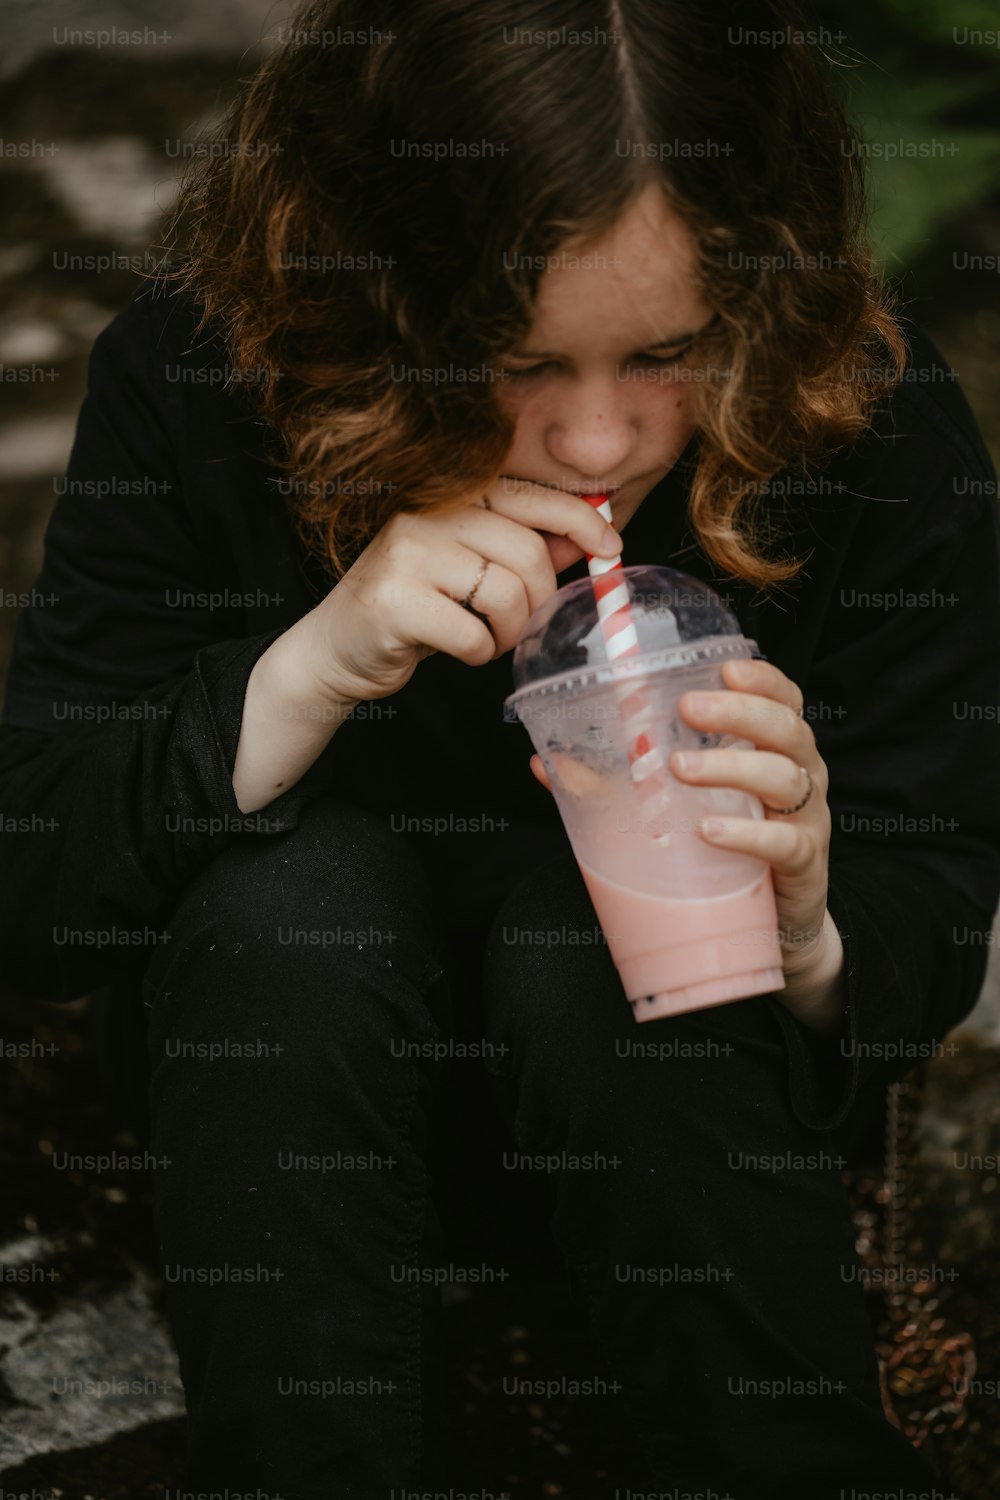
[504,564,785,1021]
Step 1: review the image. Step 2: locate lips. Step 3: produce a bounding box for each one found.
[502,475,623,496]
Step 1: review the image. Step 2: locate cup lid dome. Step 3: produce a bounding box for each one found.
[505,564,758,709]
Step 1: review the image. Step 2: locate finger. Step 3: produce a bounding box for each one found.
[720,656,805,716]
[529,753,552,792]
[432,503,559,619]
[679,689,817,767]
[485,478,624,570]
[376,575,496,667]
[432,547,533,660]
[372,555,521,667]
[696,814,812,873]
[670,748,822,817]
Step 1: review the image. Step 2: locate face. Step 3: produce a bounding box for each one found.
[496,180,715,529]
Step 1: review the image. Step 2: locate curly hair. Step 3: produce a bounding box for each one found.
[154,0,906,591]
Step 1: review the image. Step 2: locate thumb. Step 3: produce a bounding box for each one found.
[529,753,553,793]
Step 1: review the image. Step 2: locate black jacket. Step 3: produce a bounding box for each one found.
[2,277,999,1136]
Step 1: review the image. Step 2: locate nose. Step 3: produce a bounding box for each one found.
[543,378,637,484]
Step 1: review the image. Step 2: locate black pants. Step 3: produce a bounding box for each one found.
[139,796,943,1499]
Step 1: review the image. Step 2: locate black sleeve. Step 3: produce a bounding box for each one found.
[0,293,327,1004]
[765,421,1000,1134]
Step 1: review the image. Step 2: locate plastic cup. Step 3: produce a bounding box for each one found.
[504,564,785,1021]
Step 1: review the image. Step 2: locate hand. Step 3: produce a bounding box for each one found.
[303,481,623,706]
[529,656,846,1033]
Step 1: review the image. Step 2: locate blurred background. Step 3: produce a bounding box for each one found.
[0,1,998,1496]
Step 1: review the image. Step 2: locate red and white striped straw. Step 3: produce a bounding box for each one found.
[582,493,673,844]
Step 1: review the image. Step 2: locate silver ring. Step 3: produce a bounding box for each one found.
[461,557,489,612]
[775,765,813,816]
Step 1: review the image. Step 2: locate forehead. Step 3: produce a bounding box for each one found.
[526,183,707,347]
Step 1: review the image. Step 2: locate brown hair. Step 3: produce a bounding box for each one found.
[156,0,906,591]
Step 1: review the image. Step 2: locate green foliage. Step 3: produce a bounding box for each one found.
[846,75,1000,267]
[815,2,1000,271]
[877,0,1000,50]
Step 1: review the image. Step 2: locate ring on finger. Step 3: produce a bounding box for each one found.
[772,764,813,816]
[460,556,490,613]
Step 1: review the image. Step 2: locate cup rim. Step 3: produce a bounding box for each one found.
[504,633,760,715]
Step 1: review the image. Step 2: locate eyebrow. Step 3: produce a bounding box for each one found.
[511,316,717,361]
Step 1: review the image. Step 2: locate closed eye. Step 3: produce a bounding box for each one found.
[629,347,694,369]
[502,361,557,382]
[502,344,695,382]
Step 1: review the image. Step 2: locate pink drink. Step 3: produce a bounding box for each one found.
[505,564,787,1022]
[577,859,783,1020]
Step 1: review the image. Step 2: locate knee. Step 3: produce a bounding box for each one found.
[480,850,639,1134]
[481,849,631,1062]
[481,849,791,1129]
[144,797,453,1058]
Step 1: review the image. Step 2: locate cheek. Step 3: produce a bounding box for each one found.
[497,389,538,458]
[637,378,698,437]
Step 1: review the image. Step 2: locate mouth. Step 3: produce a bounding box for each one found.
[501,475,624,497]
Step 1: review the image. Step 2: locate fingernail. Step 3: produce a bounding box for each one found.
[601,525,623,552]
[701,818,729,837]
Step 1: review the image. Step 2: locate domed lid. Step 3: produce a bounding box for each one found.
[505,563,758,710]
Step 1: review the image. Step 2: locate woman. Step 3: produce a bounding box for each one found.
[1,0,998,1494]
